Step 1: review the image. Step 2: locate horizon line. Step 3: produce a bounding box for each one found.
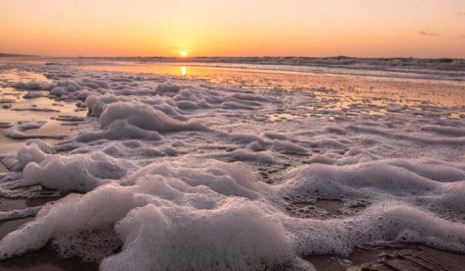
[1,53,464,61]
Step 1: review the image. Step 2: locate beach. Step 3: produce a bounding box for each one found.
[1,58,465,270]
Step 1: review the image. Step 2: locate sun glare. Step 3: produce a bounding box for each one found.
[180,51,187,57]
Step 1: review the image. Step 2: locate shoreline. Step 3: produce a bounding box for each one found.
[1,60,465,270]
[2,56,465,82]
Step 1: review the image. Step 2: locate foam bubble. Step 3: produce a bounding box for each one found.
[22,152,127,191]
[2,62,465,270]
[77,119,163,142]
[99,102,206,133]
[101,201,296,271]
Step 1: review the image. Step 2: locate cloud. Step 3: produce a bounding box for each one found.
[418,31,440,37]
[456,12,465,16]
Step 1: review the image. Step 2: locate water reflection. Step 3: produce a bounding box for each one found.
[77,63,465,109]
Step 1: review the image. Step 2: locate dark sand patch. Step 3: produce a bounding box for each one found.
[292,199,344,217]
[316,199,343,215]
[0,197,62,212]
[305,255,348,271]
[0,197,64,242]
[0,264,63,271]
[0,244,98,271]
[305,243,465,271]
[0,210,97,271]
[0,217,34,240]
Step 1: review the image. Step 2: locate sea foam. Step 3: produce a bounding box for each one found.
[1,61,465,270]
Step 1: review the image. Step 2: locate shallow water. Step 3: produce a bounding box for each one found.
[80,63,465,107]
[1,59,465,270]
[0,69,86,152]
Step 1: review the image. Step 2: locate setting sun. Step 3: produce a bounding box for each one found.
[1,1,465,270]
[1,0,465,57]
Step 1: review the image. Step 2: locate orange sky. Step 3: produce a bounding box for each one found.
[1,0,464,58]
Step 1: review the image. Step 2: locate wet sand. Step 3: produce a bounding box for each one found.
[0,197,62,213]
[295,199,465,270]
[80,63,465,108]
[1,63,465,270]
[306,243,465,271]
[0,244,98,271]
[0,133,28,156]
[0,218,34,240]
[0,164,7,173]
[0,69,91,269]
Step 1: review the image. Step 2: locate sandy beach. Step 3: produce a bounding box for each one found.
[3,1,465,270]
[1,58,465,270]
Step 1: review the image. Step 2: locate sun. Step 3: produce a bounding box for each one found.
[180,51,187,57]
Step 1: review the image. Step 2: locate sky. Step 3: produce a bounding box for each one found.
[1,0,464,58]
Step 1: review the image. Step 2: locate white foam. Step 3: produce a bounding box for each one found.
[286,203,465,257]
[23,92,43,99]
[155,82,181,95]
[101,201,296,271]
[0,185,135,259]
[2,62,465,270]
[1,140,55,171]
[16,144,49,170]
[99,102,206,133]
[22,152,127,191]
[76,119,163,142]
[14,81,53,91]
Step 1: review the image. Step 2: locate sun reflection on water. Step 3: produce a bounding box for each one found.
[78,63,465,109]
